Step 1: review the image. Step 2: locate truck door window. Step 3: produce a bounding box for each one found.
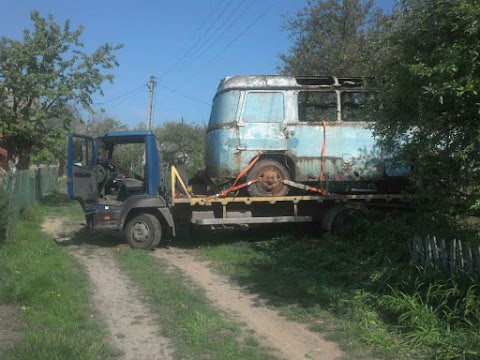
[72,137,93,167]
[242,92,285,123]
[341,92,371,122]
[298,91,337,122]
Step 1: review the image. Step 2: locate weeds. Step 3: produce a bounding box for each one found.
[194,212,480,359]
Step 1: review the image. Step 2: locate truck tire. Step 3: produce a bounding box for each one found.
[124,213,162,250]
[331,208,365,235]
[247,159,290,197]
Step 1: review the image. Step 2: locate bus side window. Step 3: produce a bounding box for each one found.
[341,92,372,122]
[298,91,336,122]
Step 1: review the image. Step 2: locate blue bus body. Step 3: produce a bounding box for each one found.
[205,75,406,194]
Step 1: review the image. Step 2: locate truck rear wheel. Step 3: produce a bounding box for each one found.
[331,208,365,235]
[247,159,290,197]
[124,213,162,250]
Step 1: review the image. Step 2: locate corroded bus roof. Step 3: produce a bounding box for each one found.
[216,75,366,92]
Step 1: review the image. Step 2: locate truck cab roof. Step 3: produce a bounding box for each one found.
[97,130,156,144]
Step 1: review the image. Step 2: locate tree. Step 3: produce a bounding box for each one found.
[154,121,206,178]
[73,114,128,137]
[279,0,391,76]
[0,11,122,169]
[373,0,480,214]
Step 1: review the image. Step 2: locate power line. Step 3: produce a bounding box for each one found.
[92,83,146,107]
[186,0,252,61]
[104,87,144,111]
[161,85,211,106]
[158,0,234,80]
[168,0,227,62]
[210,1,275,62]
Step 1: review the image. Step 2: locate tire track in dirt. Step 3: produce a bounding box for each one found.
[153,247,342,360]
[42,218,174,360]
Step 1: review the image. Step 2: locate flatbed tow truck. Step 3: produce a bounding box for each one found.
[68,131,408,249]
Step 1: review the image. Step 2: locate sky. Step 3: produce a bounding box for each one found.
[0,0,395,129]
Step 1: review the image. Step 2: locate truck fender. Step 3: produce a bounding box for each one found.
[157,207,176,236]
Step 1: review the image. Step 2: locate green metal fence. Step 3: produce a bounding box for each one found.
[2,166,60,225]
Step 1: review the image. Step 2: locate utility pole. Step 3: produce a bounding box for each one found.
[146,76,157,130]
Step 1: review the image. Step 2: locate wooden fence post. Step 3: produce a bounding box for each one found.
[458,240,465,270]
[418,236,425,266]
[412,235,420,264]
[431,236,440,267]
[450,239,456,273]
[465,243,473,272]
[440,238,447,270]
[426,236,432,265]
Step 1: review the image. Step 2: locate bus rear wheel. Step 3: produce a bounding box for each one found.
[247,159,290,197]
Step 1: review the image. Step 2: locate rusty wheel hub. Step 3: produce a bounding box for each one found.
[258,168,283,195]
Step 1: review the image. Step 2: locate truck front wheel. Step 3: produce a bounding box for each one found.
[124,213,162,250]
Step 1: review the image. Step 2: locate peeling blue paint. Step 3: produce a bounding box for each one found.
[206,76,408,192]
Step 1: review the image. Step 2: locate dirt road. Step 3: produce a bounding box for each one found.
[42,218,174,360]
[153,247,342,360]
[43,217,342,360]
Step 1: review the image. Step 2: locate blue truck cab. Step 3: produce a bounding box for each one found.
[67,131,175,249]
[206,75,407,196]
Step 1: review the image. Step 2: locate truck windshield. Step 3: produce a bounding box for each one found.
[208,90,240,129]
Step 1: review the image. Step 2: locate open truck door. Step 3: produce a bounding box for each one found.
[67,134,97,207]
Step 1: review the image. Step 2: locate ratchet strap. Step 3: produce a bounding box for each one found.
[204,154,261,200]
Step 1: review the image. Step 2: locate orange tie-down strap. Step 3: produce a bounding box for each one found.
[281,179,330,196]
[281,121,329,196]
[205,179,260,200]
[319,120,327,184]
[204,154,262,201]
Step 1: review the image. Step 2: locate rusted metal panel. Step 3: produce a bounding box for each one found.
[217,75,358,92]
[287,121,383,181]
[205,127,239,178]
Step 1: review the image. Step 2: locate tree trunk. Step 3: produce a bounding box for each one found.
[17,150,31,170]
[4,139,33,171]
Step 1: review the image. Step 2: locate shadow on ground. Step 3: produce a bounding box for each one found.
[59,228,123,249]
[167,217,412,353]
[166,221,321,249]
[43,191,398,331]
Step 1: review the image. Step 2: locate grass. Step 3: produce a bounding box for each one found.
[188,215,480,359]
[0,192,117,360]
[116,249,278,360]
[15,189,279,360]
[4,182,478,359]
